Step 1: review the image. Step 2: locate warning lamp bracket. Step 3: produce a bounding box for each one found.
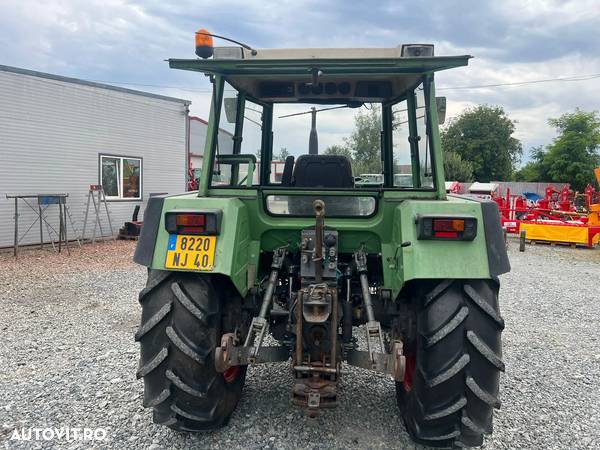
[195,30,258,56]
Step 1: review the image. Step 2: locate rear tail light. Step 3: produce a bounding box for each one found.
[416,215,477,241]
[432,219,465,232]
[165,211,221,235]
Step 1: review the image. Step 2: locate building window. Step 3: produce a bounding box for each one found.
[100,155,142,200]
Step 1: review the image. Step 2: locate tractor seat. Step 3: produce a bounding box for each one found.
[281,155,295,187]
[291,155,354,188]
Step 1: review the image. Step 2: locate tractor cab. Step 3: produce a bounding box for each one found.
[170,44,467,201]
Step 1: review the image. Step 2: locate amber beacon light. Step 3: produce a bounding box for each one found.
[195,29,214,59]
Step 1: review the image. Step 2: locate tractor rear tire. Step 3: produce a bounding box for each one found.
[135,270,246,431]
[396,279,504,448]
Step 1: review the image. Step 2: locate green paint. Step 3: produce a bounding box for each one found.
[198,75,224,196]
[143,49,498,300]
[149,191,491,299]
[151,194,253,295]
[406,91,421,188]
[426,75,448,200]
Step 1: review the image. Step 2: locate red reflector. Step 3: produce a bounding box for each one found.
[433,219,465,232]
[180,226,206,234]
[434,231,459,238]
[176,214,206,227]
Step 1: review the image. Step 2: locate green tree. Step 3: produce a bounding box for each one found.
[324,144,352,159]
[541,109,600,191]
[443,151,474,182]
[513,146,546,181]
[344,107,382,174]
[513,110,600,191]
[322,108,382,175]
[441,105,522,182]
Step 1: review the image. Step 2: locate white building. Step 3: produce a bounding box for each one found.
[188,116,234,172]
[0,65,190,248]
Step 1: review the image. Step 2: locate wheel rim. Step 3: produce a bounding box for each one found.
[223,365,240,383]
[403,354,416,391]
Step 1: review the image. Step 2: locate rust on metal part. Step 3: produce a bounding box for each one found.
[313,199,325,283]
[295,289,304,366]
[215,332,236,373]
[292,373,337,411]
[330,288,338,368]
[302,284,332,323]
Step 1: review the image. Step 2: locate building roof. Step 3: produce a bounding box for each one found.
[0,64,191,105]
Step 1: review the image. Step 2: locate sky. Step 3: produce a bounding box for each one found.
[1,0,599,164]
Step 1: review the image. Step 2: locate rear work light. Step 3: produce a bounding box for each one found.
[416,215,477,241]
[165,210,222,235]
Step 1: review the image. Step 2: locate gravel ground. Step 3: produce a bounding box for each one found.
[1,239,599,449]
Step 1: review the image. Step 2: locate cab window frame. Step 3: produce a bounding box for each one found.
[207,74,438,192]
[208,79,270,189]
[383,75,437,191]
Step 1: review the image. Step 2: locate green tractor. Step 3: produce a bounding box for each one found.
[133,39,509,448]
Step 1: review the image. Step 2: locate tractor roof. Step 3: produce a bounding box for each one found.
[169,45,471,103]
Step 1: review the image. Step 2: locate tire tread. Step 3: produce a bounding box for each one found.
[136,271,246,432]
[396,279,504,448]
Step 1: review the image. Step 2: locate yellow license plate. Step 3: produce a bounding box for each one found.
[165,234,216,270]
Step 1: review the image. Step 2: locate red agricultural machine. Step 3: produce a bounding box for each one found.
[494,170,600,248]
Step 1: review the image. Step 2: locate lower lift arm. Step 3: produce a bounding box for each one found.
[345,247,405,381]
[215,246,290,372]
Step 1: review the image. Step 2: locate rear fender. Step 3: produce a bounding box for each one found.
[386,198,509,290]
[134,194,256,297]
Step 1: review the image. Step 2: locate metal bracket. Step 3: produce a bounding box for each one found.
[240,245,288,362]
[307,392,320,408]
[365,320,385,361]
[244,317,269,362]
[271,245,287,270]
[292,374,338,412]
[215,246,290,372]
[346,341,405,381]
[354,247,368,272]
[215,332,290,372]
[354,247,387,366]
